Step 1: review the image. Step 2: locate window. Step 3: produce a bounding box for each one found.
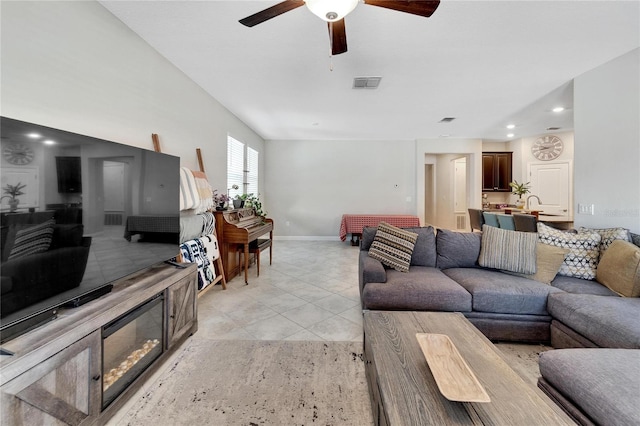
[227,136,259,199]
[246,147,258,196]
[227,136,244,199]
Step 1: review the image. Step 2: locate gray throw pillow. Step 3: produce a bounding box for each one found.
[478,225,537,274]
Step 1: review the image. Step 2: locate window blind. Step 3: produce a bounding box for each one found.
[227,136,244,199]
[247,147,258,196]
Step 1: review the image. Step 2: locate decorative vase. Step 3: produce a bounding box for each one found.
[9,198,19,212]
[233,199,244,209]
[515,198,525,209]
[215,202,226,211]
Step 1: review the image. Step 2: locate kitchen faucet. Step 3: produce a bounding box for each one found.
[526,195,542,210]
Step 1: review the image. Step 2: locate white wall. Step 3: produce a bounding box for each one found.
[0,1,264,195]
[574,48,640,233]
[265,139,416,239]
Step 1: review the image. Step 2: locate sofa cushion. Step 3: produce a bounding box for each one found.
[596,240,640,297]
[368,222,418,272]
[539,349,640,426]
[443,268,563,315]
[631,232,640,248]
[537,222,601,280]
[8,219,55,260]
[436,229,481,269]
[547,293,640,348]
[508,243,568,284]
[551,275,618,296]
[362,226,437,267]
[478,225,537,274]
[362,266,472,312]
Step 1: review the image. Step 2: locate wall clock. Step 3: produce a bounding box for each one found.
[3,143,35,165]
[531,135,563,161]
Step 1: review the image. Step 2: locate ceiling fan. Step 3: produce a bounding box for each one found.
[239,0,440,55]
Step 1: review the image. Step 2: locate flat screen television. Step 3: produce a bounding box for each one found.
[0,116,180,343]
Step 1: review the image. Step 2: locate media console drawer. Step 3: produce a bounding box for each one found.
[0,263,197,426]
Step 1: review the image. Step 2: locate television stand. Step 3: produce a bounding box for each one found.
[0,263,197,426]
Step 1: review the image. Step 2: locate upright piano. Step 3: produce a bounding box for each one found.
[214,208,273,284]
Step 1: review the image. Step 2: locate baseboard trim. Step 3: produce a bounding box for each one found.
[273,236,342,241]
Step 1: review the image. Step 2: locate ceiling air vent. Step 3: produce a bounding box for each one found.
[439,117,456,123]
[353,77,382,89]
[546,127,561,131]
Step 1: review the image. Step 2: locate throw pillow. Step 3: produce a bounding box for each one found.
[506,243,569,284]
[478,225,537,274]
[630,232,640,248]
[8,219,55,260]
[596,240,640,297]
[368,222,418,273]
[579,226,631,257]
[537,222,601,280]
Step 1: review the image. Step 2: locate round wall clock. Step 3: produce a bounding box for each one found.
[3,143,35,165]
[531,135,563,161]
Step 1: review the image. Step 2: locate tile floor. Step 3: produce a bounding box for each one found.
[196,240,364,342]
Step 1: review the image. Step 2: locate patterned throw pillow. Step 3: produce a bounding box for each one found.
[537,222,601,280]
[478,225,537,274]
[579,226,631,257]
[368,222,418,273]
[8,219,55,260]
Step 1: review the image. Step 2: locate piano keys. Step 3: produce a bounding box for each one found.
[214,209,273,284]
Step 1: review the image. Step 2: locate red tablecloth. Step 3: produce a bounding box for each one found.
[339,214,421,241]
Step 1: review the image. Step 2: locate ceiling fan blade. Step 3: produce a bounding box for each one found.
[328,19,347,55]
[239,0,305,27]
[363,0,440,18]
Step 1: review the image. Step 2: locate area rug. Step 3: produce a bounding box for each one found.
[115,340,373,425]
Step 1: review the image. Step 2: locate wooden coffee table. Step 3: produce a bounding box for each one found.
[363,311,574,425]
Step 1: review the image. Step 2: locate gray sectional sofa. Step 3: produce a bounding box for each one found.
[358,225,640,426]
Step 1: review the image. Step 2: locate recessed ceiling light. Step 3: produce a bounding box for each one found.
[27,133,41,139]
[552,106,565,113]
[43,140,56,145]
[506,124,515,129]
[507,133,515,138]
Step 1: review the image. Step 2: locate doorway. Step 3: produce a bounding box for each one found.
[453,157,467,230]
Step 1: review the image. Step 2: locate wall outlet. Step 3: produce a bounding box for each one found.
[578,204,595,215]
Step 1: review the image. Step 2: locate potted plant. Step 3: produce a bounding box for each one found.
[213,190,230,211]
[1,182,26,212]
[244,193,267,217]
[508,180,530,209]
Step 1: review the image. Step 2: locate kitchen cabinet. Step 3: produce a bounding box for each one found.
[482,152,512,192]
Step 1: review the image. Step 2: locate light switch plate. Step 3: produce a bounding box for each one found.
[578,204,595,215]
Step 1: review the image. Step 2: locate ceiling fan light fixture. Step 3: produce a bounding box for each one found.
[305,0,358,22]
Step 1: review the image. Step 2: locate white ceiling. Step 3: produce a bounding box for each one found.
[99,1,639,141]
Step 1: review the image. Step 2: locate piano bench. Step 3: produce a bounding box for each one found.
[238,239,272,277]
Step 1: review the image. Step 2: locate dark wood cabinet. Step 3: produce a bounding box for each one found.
[482,152,512,192]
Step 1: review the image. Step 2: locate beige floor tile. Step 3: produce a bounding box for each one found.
[312,293,359,314]
[307,315,363,342]
[281,303,335,328]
